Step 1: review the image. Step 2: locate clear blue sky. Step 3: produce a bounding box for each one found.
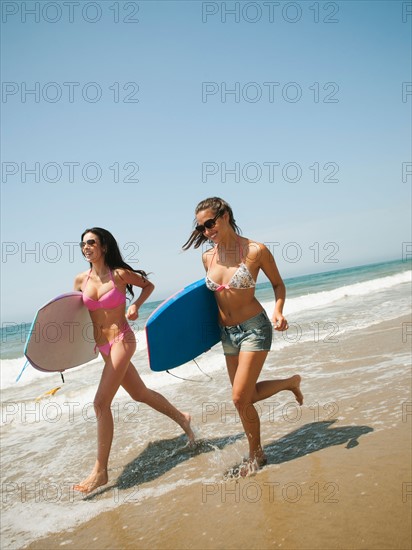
[1,0,411,322]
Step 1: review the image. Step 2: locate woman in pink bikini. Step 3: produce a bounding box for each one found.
[74,227,194,494]
[183,198,303,475]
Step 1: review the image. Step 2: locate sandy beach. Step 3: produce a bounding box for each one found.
[2,0,411,546]
[22,313,411,550]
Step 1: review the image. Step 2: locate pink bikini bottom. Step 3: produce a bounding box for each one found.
[94,324,134,357]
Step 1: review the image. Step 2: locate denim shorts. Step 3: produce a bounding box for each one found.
[219,311,273,356]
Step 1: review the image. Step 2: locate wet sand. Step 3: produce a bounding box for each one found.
[25,315,412,550]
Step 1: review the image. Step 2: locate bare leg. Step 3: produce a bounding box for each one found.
[225,354,303,472]
[121,362,195,442]
[74,340,195,495]
[73,339,136,494]
[254,375,303,405]
[226,356,303,406]
[228,351,269,466]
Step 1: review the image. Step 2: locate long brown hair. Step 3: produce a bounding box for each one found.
[81,227,149,300]
[182,197,241,250]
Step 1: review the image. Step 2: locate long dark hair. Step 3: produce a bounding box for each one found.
[182,197,241,250]
[81,227,149,300]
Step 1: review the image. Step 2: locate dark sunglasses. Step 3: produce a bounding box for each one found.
[195,211,222,233]
[79,239,97,248]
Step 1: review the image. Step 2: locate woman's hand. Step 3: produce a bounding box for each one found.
[272,311,288,331]
[126,304,139,321]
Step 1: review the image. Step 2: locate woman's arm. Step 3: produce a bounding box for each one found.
[257,243,288,331]
[73,272,85,292]
[117,269,155,320]
[201,250,210,272]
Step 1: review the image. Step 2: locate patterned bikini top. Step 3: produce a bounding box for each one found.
[205,241,256,292]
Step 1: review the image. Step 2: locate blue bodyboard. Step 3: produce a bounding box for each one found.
[145,279,220,372]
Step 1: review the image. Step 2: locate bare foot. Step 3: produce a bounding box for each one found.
[254,450,268,468]
[224,453,267,480]
[73,469,108,494]
[181,412,196,444]
[237,457,267,479]
[291,374,303,405]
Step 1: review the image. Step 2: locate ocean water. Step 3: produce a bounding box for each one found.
[1,259,411,548]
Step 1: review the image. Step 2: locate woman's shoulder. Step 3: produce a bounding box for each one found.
[202,245,215,256]
[111,267,130,284]
[112,266,141,278]
[242,236,265,247]
[112,266,126,277]
[74,269,89,289]
[76,268,90,278]
[201,246,215,267]
[240,238,271,266]
[113,267,150,286]
[241,237,267,253]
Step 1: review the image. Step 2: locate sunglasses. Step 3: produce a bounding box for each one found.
[79,239,97,248]
[195,212,222,233]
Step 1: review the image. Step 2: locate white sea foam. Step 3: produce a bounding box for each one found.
[1,262,410,548]
[0,327,147,392]
[1,270,410,392]
[280,270,411,315]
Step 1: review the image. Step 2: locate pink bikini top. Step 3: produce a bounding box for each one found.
[82,269,126,312]
[205,241,256,292]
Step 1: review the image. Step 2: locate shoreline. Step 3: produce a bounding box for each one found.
[22,314,412,550]
[1,258,408,333]
[27,423,411,550]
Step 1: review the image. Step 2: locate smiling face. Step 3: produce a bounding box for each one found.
[80,232,105,263]
[196,208,228,243]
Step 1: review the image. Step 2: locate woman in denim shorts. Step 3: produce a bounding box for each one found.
[183,197,303,475]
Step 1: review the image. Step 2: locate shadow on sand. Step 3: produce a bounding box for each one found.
[84,433,244,499]
[85,419,373,499]
[263,419,373,464]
